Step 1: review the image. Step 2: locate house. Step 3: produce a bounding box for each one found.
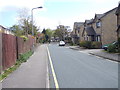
[72,22,84,44]
[0,25,6,33]
[0,25,14,35]
[92,14,104,42]
[116,3,120,39]
[82,26,96,41]
[82,7,117,45]
[82,19,96,41]
[100,7,117,45]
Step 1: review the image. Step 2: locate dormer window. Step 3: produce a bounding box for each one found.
[96,22,101,28]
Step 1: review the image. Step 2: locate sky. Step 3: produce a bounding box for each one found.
[0,0,120,31]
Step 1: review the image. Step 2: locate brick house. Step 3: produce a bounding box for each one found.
[92,14,104,42]
[116,3,120,39]
[82,19,97,41]
[72,22,84,44]
[100,8,117,45]
[73,7,118,46]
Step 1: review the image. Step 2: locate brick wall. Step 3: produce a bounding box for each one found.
[101,9,117,45]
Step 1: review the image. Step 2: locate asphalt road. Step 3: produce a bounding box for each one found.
[48,43,119,88]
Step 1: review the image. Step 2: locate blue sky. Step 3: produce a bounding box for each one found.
[0,0,119,31]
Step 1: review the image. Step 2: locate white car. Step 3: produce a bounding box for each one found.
[59,41,65,46]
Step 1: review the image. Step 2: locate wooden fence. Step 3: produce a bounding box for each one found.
[0,33,35,72]
[0,33,2,73]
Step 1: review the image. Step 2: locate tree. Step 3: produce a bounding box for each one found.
[10,25,23,36]
[41,28,53,43]
[16,8,39,36]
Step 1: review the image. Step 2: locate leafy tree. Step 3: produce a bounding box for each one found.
[41,28,53,43]
[10,25,23,36]
[10,8,39,37]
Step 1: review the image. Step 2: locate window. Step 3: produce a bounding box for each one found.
[96,35,101,41]
[96,22,101,28]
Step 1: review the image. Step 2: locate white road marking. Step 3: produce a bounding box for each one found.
[47,47,59,89]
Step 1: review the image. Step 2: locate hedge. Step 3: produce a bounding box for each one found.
[80,41,102,49]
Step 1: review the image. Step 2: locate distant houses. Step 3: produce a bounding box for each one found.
[72,4,119,46]
[0,25,14,35]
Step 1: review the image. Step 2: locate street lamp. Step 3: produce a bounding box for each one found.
[31,6,42,50]
[31,6,43,36]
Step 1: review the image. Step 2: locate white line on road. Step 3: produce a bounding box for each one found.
[47,47,59,89]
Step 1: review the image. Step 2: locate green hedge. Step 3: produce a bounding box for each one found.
[107,38,120,53]
[80,41,102,49]
[107,44,117,53]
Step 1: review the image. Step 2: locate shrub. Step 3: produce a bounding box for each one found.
[118,38,120,53]
[80,41,92,49]
[107,44,116,53]
[20,35,28,42]
[80,41,102,49]
[91,41,102,49]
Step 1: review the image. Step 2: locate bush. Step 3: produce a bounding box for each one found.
[107,44,116,53]
[118,38,120,53]
[20,35,28,42]
[80,41,102,49]
[91,41,102,49]
[80,41,92,49]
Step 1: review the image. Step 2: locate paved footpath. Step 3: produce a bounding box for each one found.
[2,44,49,88]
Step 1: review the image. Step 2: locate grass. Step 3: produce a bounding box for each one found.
[0,51,33,81]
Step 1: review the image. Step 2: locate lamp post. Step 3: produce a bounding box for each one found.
[31,6,42,50]
[31,6,43,36]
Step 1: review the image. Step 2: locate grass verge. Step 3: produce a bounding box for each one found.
[0,51,33,81]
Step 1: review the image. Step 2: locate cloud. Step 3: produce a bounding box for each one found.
[0,0,44,12]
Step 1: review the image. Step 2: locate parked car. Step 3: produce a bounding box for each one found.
[102,41,118,51]
[59,41,65,46]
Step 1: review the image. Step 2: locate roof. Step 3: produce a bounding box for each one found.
[95,14,104,20]
[74,22,84,27]
[116,3,120,15]
[0,25,6,29]
[84,19,94,25]
[84,26,96,36]
[101,7,117,18]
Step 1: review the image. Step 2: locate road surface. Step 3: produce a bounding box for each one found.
[48,43,118,88]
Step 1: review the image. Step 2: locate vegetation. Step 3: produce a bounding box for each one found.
[0,51,33,81]
[118,38,120,53]
[20,35,28,42]
[80,41,102,49]
[107,38,120,53]
[41,28,54,43]
[107,44,117,53]
[10,8,40,37]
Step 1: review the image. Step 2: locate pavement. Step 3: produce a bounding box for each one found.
[69,46,120,62]
[2,44,49,88]
[48,44,118,88]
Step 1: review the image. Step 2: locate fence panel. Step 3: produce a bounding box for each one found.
[0,33,2,73]
[2,33,17,70]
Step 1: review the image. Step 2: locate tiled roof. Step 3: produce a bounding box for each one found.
[95,14,104,19]
[85,19,94,24]
[85,26,96,36]
[74,22,84,27]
